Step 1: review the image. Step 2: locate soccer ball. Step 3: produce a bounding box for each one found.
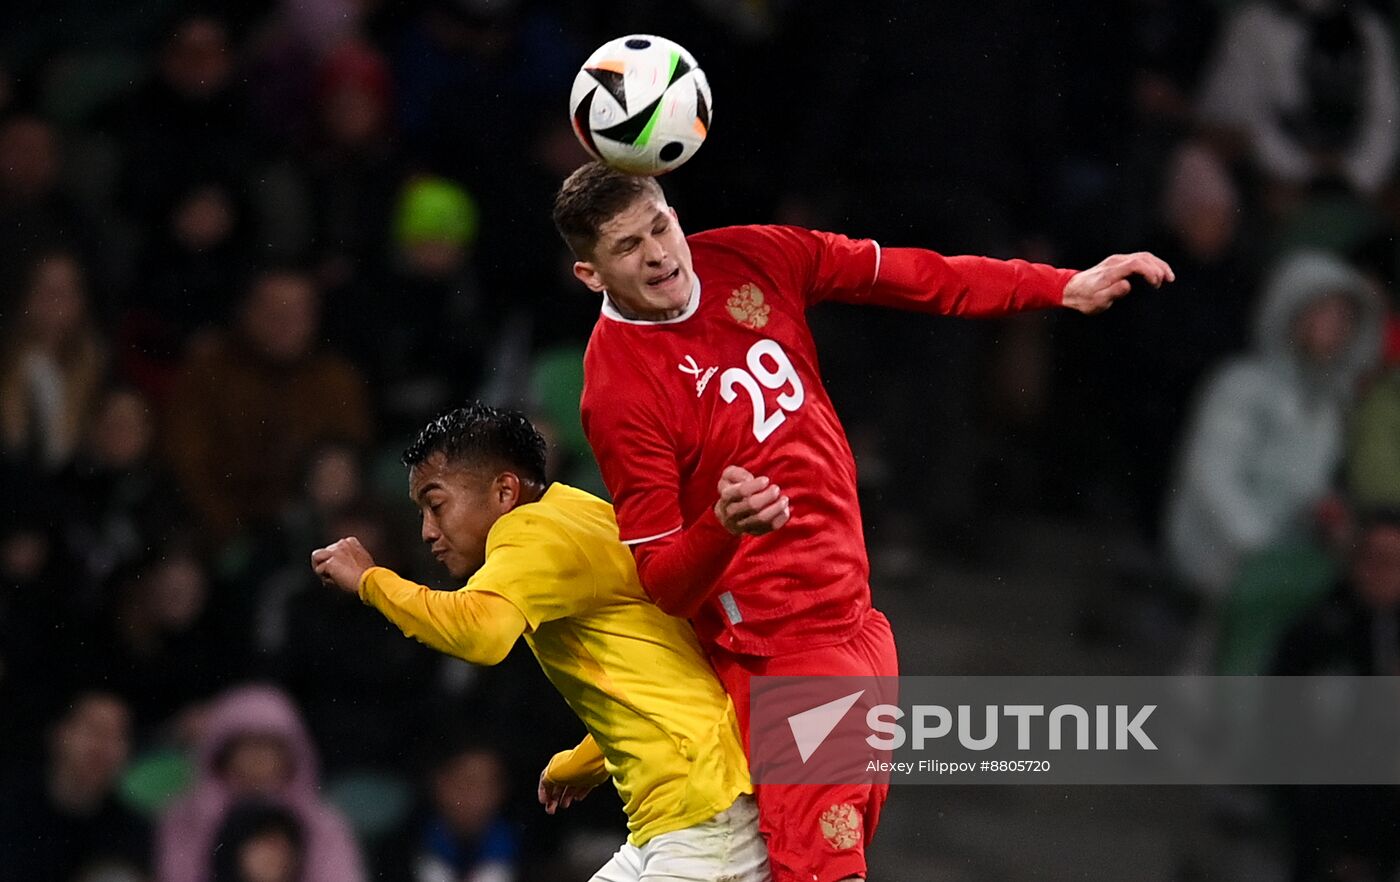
[569,35,713,176]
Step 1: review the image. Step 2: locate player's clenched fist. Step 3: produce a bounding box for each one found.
[311,537,376,594]
[714,465,791,536]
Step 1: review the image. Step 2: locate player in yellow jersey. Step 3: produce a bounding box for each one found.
[311,403,769,881]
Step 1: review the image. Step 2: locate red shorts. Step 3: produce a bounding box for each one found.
[710,608,899,882]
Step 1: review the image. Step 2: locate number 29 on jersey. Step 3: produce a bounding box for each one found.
[720,339,805,442]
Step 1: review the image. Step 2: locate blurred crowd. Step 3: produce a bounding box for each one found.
[3,1,1400,881]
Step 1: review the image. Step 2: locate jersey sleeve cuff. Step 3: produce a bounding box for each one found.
[357,566,388,604]
[621,524,684,546]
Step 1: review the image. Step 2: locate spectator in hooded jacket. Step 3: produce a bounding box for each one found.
[1167,249,1382,599]
[1196,0,1400,198]
[156,684,365,882]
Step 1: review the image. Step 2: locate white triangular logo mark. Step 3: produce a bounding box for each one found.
[787,690,865,763]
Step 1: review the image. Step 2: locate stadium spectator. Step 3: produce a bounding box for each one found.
[0,494,83,761]
[243,0,371,150]
[104,12,254,231]
[0,250,106,471]
[1347,368,1400,509]
[1275,509,1400,675]
[0,115,94,299]
[301,40,402,310]
[266,441,371,569]
[59,385,185,595]
[1095,142,1261,536]
[121,175,252,401]
[0,691,151,882]
[1271,509,1400,881]
[412,741,519,882]
[1167,250,1382,599]
[162,268,372,543]
[1196,0,1400,200]
[211,801,307,882]
[297,40,415,397]
[370,176,499,433]
[86,546,226,739]
[156,684,365,882]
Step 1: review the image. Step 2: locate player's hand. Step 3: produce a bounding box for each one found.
[1062,252,1175,315]
[714,465,791,536]
[538,768,595,815]
[310,537,376,595]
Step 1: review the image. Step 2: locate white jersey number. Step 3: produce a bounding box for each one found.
[719,340,805,442]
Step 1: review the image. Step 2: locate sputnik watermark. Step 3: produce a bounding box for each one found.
[752,676,1400,785]
[863,703,1156,751]
[788,692,1156,760]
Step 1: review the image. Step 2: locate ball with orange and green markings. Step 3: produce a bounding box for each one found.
[569,34,713,176]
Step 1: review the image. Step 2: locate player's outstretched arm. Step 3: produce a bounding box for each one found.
[311,538,526,665]
[538,734,608,814]
[1061,252,1175,315]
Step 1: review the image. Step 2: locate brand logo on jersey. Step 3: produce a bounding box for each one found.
[726,283,771,330]
[677,355,717,397]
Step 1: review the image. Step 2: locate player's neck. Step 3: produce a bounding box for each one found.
[518,480,548,506]
[605,293,689,322]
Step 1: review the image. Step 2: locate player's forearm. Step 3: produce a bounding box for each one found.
[544,734,610,788]
[358,567,523,665]
[869,248,1074,317]
[633,509,742,618]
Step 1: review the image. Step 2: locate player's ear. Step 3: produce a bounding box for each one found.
[495,472,521,511]
[573,260,606,294]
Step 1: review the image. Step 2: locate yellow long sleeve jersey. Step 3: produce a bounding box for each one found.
[358,483,750,846]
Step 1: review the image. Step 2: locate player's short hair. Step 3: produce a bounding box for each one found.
[552,161,665,259]
[402,403,548,485]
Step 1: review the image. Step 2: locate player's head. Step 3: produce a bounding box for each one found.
[402,403,548,578]
[553,161,695,320]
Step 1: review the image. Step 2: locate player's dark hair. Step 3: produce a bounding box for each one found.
[552,160,666,259]
[402,403,548,485]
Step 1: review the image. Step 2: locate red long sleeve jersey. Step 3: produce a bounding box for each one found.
[581,225,1073,657]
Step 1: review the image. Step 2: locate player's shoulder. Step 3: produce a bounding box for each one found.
[688,223,811,251]
[489,497,580,559]
[582,333,639,401]
[494,485,625,564]
[581,322,668,424]
[688,224,836,278]
[540,484,628,550]
[582,316,639,379]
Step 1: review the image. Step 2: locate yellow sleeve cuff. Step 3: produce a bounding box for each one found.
[357,566,384,602]
[544,734,610,788]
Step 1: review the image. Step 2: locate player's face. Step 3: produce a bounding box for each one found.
[409,454,514,579]
[574,196,694,319]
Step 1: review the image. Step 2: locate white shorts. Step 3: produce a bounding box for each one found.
[590,794,771,882]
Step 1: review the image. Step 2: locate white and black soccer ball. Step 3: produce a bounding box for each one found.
[569,34,712,176]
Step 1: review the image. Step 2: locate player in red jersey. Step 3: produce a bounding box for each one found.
[553,161,1172,882]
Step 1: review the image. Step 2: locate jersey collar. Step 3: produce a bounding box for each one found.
[600,275,702,326]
